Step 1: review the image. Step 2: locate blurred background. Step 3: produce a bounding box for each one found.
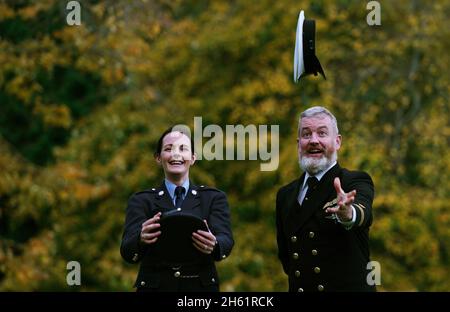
[0,0,449,291]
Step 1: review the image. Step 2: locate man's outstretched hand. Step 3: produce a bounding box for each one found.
[325,177,356,222]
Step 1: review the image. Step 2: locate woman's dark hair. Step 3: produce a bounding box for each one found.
[154,125,194,157]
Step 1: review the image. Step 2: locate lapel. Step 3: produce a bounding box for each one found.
[154,183,175,212]
[181,183,201,212]
[285,175,304,235]
[286,163,341,235]
[154,181,201,212]
[285,175,304,220]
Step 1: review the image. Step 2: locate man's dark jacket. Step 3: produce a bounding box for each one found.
[276,163,375,292]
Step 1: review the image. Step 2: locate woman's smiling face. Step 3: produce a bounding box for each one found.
[156,131,196,181]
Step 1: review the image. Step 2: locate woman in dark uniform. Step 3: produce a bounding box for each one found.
[120,126,234,292]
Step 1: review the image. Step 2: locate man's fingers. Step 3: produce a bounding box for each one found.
[337,197,355,208]
[334,177,343,195]
[344,190,356,205]
[346,195,356,204]
[326,206,340,213]
[334,178,357,206]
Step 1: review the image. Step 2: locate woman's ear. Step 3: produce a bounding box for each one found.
[155,154,162,165]
[190,152,197,166]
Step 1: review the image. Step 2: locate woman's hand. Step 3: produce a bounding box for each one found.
[192,220,217,254]
[140,212,162,244]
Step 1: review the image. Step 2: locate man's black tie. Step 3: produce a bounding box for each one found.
[174,186,185,209]
[304,176,319,202]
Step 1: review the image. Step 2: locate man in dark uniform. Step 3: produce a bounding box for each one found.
[121,127,233,291]
[276,106,375,292]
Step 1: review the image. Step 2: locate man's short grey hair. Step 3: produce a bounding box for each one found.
[298,106,339,135]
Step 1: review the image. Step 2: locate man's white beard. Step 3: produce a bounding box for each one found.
[299,152,337,175]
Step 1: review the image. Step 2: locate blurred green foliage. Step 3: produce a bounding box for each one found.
[0,0,449,291]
